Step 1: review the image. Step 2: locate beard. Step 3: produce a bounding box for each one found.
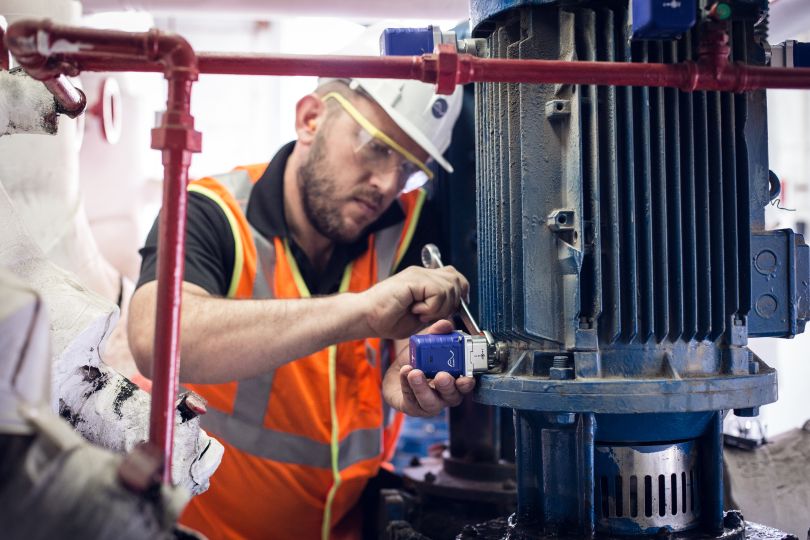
[297,131,384,244]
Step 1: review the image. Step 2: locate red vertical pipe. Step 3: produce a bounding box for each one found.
[149,156,187,484]
[149,139,188,484]
[149,74,200,484]
[0,25,9,71]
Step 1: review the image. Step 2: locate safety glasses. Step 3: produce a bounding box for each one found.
[322,92,433,190]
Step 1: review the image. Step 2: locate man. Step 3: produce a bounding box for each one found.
[127,75,471,539]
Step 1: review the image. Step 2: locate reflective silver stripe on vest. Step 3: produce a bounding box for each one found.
[374,221,405,283]
[211,170,253,208]
[201,407,382,469]
[250,226,276,300]
[230,370,275,424]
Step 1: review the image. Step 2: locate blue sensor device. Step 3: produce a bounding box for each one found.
[409,331,490,379]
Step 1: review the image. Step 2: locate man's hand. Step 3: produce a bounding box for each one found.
[383,320,476,417]
[360,266,469,340]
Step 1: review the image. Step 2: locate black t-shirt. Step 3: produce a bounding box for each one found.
[136,142,441,296]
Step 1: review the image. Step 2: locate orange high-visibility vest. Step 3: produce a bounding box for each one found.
[179,164,426,540]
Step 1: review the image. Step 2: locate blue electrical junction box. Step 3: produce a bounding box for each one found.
[632,0,697,40]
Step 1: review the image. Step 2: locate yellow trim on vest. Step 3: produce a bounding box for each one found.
[282,239,311,299]
[322,264,354,540]
[394,189,427,270]
[188,184,244,298]
[321,345,340,540]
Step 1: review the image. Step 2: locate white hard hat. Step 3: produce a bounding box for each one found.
[320,23,463,173]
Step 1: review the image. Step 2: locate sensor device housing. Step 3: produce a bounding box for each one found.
[409,331,489,378]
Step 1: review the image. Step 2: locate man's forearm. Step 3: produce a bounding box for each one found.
[129,282,371,383]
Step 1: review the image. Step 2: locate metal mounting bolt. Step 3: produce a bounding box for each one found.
[491,341,509,369]
[552,355,569,368]
[550,355,574,380]
[456,38,488,57]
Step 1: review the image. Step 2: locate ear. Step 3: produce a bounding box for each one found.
[295,94,325,146]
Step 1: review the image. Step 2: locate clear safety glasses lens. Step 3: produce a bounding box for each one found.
[353,129,431,191]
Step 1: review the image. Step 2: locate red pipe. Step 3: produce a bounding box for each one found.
[3,21,88,115]
[7,19,810,96]
[0,25,9,71]
[150,75,201,485]
[43,76,87,118]
[66,46,810,94]
[6,19,201,485]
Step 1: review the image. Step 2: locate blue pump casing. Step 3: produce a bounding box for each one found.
[466,0,807,535]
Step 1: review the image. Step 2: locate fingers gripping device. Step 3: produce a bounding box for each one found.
[409,244,502,378]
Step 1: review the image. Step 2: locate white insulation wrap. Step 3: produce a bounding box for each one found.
[0,0,121,304]
[0,184,223,494]
[0,70,59,136]
[0,270,51,435]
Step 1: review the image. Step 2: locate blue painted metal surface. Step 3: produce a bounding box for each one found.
[631,0,697,40]
[793,42,810,67]
[475,366,776,413]
[469,0,806,537]
[469,0,555,32]
[595,412,714,443]
[380,27,436,56]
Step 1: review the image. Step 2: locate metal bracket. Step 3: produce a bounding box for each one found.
[545,99,571,120]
